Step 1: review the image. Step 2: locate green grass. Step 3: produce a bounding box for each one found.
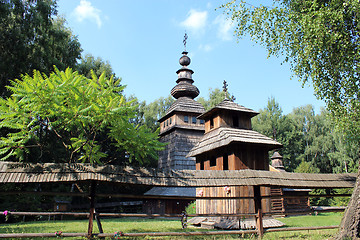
[0,212,343,239]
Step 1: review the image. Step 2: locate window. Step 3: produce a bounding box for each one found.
[192,116,197,124]
[223,155,229,170]
[169,117,172,124]
[210,156,216,167]
[163,122,165,128]
[166,120,168,126]
[210,118,214,129]
[184,116,189,123]
[200,119,205,125]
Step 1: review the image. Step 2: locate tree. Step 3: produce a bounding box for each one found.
[252,97,296,170]
[222,1,360,237]
[198,87,235,111]
[252,97,283,140]
[141,96,174,132]
[222,0,360,136]
[127,95,174,133]
[0,68,164,165]
[0,0,82,97]
[77,54,120,81]
[253,98,356,174]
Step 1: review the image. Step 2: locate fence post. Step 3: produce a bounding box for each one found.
[87,180,96,239]
[254,186,264,237]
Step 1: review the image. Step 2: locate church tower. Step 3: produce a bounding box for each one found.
[143,41,205,214]
[157,50,205,170]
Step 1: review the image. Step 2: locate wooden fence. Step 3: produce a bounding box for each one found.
[0,184,350,239]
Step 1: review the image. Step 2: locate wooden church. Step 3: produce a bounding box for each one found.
[144,41,289,225]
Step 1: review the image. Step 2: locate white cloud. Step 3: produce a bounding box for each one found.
[199,44,213,52]
[180,9,208,36]
[73,0,103,28]
[213,15,234,41]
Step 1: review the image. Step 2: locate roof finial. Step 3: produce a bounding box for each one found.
[183,32,188,51]
[223,80,228,99]
[223,80,236,102]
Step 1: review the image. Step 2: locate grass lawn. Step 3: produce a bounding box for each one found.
[0,212,343,239]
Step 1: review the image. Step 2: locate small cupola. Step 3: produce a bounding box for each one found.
[197,99,259,133]
[271,151,285,171]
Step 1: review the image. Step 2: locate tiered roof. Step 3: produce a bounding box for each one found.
[198,99,259,119]
[188,127,282,157]
[159,51,204,122]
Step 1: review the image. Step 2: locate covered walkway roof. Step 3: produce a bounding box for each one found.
[0,161,356,189]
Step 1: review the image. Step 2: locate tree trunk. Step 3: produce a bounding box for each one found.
[335,165,360,239]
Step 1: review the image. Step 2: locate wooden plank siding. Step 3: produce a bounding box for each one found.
[194,146,272,215]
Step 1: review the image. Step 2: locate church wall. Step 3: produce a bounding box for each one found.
[158,128,204,170]
[195,144,271,215]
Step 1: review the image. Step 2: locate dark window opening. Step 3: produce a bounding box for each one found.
[233,115,239,127]
[223,154,229,170]
[200,119,205,125]
[210,156,216,167]
[166,120,168,126]
[184,116,189,123]
[163,122,165,128]
[192,116,197,124]
[200,160,204,170]
[210,118,214,129]
[170,117,172,124]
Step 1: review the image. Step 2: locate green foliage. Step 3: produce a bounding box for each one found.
[77,53,120,81]
[252,97,291,150]
[222,0,360,141]
[198,88,234,110]
[131,95,174,133]
[294,161,320,173]
[198,88,225,110]
[0,0,82,98]
[253,97,359,173]
[330,188,352,207]
[0,67,164,165]
[185,201,196,215]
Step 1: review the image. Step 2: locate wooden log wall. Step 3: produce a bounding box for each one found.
[196,186,271,215]
[195,145,271,215]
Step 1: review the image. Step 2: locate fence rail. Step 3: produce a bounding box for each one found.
[0,226,340,238]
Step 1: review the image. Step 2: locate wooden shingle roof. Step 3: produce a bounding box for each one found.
[158,97,205,122]
[198,99,259,119]
[187,127,283,157]
[0,162,356,189]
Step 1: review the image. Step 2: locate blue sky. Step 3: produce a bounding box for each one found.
[57,0,325,114]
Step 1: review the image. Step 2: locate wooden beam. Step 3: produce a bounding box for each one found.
[96,229,259,237]
[95,210,104,240]
[0,233,88,238]
[87,181,96,239]
[264,225,339,232]
[254,186,264,238]
[3,208,344,219]
[0,191,87,197]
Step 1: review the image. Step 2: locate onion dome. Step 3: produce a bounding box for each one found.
[171,51,200,99]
